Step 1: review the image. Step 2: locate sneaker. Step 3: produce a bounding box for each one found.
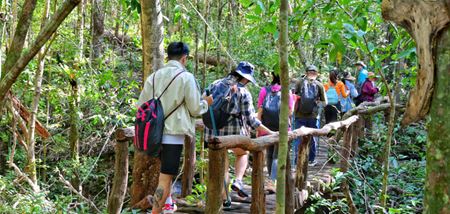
[308,160,317,167]
[162,202,177,214]
[231,179,249,198]
[223,199,232,210]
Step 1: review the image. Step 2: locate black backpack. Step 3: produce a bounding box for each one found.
[262,86,281,131]
[202,78,234,130]
[134,70,185,156]
[297,79,319,114]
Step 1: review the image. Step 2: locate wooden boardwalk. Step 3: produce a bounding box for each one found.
[176,138,335,213]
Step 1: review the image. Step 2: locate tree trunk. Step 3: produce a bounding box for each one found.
[130,0,165,207]
[68,76,80,190]
[140,0,164,79]
[276,0,289,212]
[26,0,51,190]
[90,0,104,63]
[77,0,85,60]
[202,0,209,89]
[2,0,37,74]
[425,26,450,214]
[0,0,82,109]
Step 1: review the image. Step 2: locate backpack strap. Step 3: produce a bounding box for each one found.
[164,99,185,120]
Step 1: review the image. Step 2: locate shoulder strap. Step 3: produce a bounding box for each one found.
[155,69,186,100]
[164,99,184,120]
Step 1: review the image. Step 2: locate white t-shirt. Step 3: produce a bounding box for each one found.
[162,134,185,145]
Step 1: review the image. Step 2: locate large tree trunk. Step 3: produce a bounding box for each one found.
[0,0,82,110]
[140,0,164,79]
[90,0,104,62]
[77,0,85,60]
[382,1,450,213]
[131,0,165,207]
[426,26,450,214]
[275,0,289,213]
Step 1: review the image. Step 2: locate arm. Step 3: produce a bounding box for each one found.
[339,82,348,98]
[184,74,209,116]
[319,83,328,106]
[349,83,359,98]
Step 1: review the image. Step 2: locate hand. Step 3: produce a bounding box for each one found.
[203,95,213,106]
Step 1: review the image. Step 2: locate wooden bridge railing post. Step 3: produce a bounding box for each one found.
[285,144,294,214]
[250,150,265,214]
[206,148,226,214]
[181,135,196,197]
[340,125,358,214]
[295,136,311,190]
[107,140,129,214]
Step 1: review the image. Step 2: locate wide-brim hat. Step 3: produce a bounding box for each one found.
[306,65,318,72]
[354,61,366,68]
[344,73,356,81]
[236,61,258,85]
[367,72,379,80]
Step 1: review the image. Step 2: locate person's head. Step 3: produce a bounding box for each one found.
[230,61,257,86]
[167,42,190,66]
[367,72,378,81]
[329,70,338,85]
[271,72,280,85]
[354,61,366,71]
[305,65,319,80]
[342,72,356,84]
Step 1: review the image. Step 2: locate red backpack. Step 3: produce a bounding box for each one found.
[134,70,185,156]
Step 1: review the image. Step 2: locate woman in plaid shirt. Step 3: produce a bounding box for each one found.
[204,61,275,202]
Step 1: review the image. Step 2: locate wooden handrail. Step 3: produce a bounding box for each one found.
[208,115,359,151]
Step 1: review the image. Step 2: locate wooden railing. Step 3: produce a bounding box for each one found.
[205,115,360,214]
[109,98,404,214]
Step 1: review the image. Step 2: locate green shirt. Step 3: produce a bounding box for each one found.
[294,78,327,119]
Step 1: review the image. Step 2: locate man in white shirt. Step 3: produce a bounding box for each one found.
[137,42,213,213]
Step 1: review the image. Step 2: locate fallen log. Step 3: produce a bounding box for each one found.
[10,94,50,139]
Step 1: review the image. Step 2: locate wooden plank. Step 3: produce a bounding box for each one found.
[295,136,311,190]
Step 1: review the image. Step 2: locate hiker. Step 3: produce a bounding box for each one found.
[293,65,327,167]
[136,42,213,214]
[355,61,368,88]
[324,70,348,124]
[256,72,294,191]
[340,72,359,113]
[360,72,379,102]
[204,61,275,207]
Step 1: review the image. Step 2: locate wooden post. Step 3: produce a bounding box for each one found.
[350,120,359,157]
[181,135,196,197]
[206,148,226,214]
[340,126,357,214]
[295,136,311,190]
[285,145,294,214]
[250,150,265,214]
[107,140,129,214]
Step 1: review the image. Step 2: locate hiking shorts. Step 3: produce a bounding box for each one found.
[160,144,183,176]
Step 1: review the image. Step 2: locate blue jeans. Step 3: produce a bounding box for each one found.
[293,118,318,163]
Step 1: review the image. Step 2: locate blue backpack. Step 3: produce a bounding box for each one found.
[202,78,234,130]
[326,85,339,105]
[262,86,281,131]
[297,79,319,114]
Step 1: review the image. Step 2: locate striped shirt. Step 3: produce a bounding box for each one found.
[204,76,261,142]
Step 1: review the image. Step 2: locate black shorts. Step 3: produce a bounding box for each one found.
[160,144,183,176]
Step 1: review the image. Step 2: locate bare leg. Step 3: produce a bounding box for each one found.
[231,148,249,180]
[152,173,173,214]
